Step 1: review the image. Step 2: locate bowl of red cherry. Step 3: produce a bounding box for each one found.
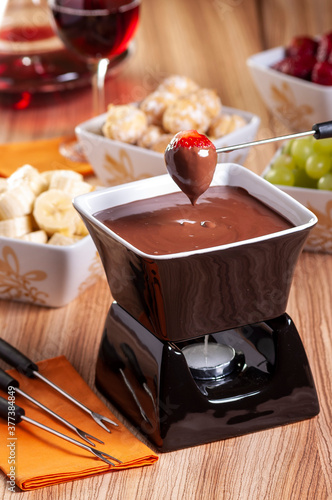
[262,135,332,253]
[247,32,332,132]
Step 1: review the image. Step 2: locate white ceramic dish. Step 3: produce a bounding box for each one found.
[74,163,317,341]
[0,235,104,307]
[75,106,260,187]
[247,46,332,132]
[262,147,332,254]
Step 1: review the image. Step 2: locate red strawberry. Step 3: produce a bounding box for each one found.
[285,36,318,58]
[272,54,316,80]
[164,130,217,205]
[317,32,332,61]
[312,61,332,85]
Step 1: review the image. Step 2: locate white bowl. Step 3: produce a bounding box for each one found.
[262,147,332,253]
[0,235,104,307]
[75,106,260,187]
[247,46,332,131]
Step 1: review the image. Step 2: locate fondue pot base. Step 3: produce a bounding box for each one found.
[95,302,319,452]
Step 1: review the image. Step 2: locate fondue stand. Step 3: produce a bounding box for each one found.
[74,164,320,452]
[96,305,318,451]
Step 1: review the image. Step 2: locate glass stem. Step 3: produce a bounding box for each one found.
[89,58,109,116]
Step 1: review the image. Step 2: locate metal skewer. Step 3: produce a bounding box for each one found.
[0,338,118,433]
[0,368,103,447]
[102,340,152,426]
[32,370,118,432]
[215,120,332,154]
[120,343,158,416]
[0,397,121,466]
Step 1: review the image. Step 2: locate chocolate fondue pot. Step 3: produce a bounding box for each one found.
[74,164,320,451]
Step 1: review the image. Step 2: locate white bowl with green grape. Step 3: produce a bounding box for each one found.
[262,134,332,253]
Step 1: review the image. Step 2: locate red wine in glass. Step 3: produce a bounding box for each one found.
[49,0,140,63]
[48,0,140,160]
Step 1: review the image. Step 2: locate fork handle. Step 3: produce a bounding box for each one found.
[312,120,332,139]
[0,396,24,424]
[0,338,38,377]
[0,368,19,391]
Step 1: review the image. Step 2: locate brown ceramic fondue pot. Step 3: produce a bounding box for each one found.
[74,163,317,342]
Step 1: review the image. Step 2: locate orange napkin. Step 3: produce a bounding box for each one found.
[0,137,94,178]
[0,356,158,491]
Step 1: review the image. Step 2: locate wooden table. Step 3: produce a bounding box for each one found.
[1,1,331,498]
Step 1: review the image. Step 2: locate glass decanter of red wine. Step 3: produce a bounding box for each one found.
[48,0,140,159]
[0,0,99,109]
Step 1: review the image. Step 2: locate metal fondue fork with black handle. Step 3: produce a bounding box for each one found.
[0,368,103,446]
[99,338,152,426]
[215,120,332,154]
[0,338,117,432]
[120,343,158,415]
[0,396,121,466]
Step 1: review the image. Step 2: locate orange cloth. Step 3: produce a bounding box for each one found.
[0,137,94,177]
[0,356,158,491]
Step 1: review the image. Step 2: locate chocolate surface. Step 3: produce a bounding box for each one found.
[94,186,293,255]
[164,143,217,205]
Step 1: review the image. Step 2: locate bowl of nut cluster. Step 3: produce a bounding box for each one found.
[75,75,260,186]
[262,135,332,253]
[247,32,332,132]
[0,165,104,307]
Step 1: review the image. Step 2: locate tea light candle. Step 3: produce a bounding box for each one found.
[182,337,237,380]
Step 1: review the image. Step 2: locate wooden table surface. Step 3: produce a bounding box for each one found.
[1,0,332,498]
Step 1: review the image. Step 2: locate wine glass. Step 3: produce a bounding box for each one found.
[47,0,141,162]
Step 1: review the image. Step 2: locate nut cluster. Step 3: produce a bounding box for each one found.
[102,75,246,152]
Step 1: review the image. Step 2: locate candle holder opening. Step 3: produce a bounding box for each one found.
[182,338,241,380]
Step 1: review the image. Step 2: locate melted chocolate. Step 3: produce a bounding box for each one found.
[164,143,217,205]
[94,186,293,255]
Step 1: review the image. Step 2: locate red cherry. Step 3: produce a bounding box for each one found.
[285,36,318,58]
[272,54,316,80]
[312,61,332,85]
[164,130,217,205]
[317,32,332,61]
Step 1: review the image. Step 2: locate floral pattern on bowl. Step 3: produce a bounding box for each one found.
[0,237,104,307]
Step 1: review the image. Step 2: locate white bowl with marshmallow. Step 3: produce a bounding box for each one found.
[76,75,260,187]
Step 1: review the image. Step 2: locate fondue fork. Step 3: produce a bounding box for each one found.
[0,368,103,447]
[0,338,118,433]
[102,340,152,426]
[215,120,332,154]
[0,397,121,466]
[120,343,158,415]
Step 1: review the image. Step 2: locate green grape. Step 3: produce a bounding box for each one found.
[282,139,294,155]
[272,153,296,171]
[264,166,295,186]
[266,137,332,190]
[317,173,332,190]
[290,137,315,169]
[305,152,332,179]
[293,168,317,188]
[313,137,332,154]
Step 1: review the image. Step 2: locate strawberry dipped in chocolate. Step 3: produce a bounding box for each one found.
[164,130,217,205]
